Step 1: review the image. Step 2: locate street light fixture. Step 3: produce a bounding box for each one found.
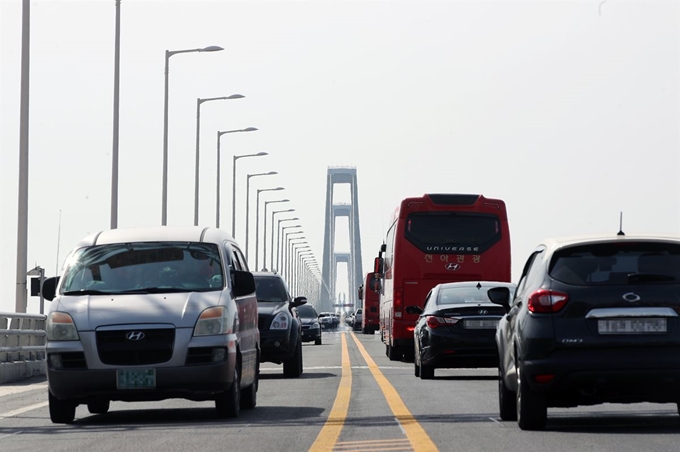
[271,212,297,271]
[245,172,277,262]
[286,238,308,283]
[255,188,285,270]
[278,226,302,272]
[194,94,245,226]
[262,200,290,270]
[232,151,266,238]
[161,44,223,225]
[215,128,258,228]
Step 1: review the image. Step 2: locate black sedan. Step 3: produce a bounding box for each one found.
[406,281,516,380]
[254,272,307,378]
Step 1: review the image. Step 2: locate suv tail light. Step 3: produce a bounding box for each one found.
[528,289,569,313]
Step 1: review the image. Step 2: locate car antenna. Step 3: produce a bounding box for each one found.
[617,211,625,236]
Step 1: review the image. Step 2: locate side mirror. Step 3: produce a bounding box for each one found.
[358,285,364,300]
[373,256,384,274]
[232,270,256,297]
[405,305,423,315]
[487,287,511,313]
[292,296,307,307]
[42,276,59,301]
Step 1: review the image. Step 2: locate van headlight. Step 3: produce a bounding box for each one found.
[270,312,290,330]
[194,306,229,336]
[46,312,80,341]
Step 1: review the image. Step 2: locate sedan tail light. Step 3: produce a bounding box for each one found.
[528,289,569,313]
[425,316,460,329]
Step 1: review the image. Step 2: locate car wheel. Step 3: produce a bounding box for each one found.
[419,363,435,380]
[49,390,76,424]
[87,400,110,415]
[516,364,547,430]
[216,359,241,418]
[284,340,303,378]
[498,366,517,421]
[315,336,322,345]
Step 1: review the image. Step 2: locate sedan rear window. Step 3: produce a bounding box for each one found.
[550,242,680,285]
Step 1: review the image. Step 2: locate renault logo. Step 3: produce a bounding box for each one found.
[445,263,460,271]
[126,331,145,341]
[622,292,641,302]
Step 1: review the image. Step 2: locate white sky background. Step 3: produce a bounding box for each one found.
[1,0,679,313]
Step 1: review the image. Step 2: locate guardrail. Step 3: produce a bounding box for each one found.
[0,312,47,384]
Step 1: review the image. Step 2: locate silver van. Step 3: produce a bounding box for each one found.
[41,226,259,423]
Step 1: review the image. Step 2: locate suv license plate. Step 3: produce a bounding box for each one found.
[598,318,667,335]
[117,369,156,390]
[464,319,499,329]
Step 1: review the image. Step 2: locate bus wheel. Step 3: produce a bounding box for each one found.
[387,344,401,361]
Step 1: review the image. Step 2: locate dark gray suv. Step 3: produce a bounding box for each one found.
[489,234,680,430]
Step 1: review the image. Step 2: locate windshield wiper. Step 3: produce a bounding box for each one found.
[627,273,676,283]
[62,289,111,296]
[117,287,195,294]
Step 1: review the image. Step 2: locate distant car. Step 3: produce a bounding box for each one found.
[406,281,515,379]
[298,304,322,345]
[42,226,259,424]
[353,309,363,331]
[490,234,680,430]
[318,312,337,330]
[253,272,306,378]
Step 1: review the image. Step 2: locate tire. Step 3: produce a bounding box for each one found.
[240,374,257,410]
[498,366,517,421]
[87,400,110,415]
[284,340,303,378]
[49,391,76,424]
[386,343,401,361]
[419,363,435,380]
[314,336,322,345]
[516,364,547,430]
[216,360,241,418]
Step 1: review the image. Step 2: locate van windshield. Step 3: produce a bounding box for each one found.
[60,242,224,295]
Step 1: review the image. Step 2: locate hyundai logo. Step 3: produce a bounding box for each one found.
[445,263,460,271]
[478,309,488,315]
[622,292,641,302]
[126,331,145,341]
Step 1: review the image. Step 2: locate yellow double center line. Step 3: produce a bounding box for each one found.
[309,332,438,452]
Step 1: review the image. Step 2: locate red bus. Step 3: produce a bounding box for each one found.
[357,273,380,334]
[374,193,511,361]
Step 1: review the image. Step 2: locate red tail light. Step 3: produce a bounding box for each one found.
[534,374,555,384]
[406,326,415,332]
[394,288,403,317]
[528,289,569,313]
[426,316,460,329]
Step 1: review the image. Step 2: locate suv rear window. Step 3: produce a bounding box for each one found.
[550,242,680,285]
[297,305,318,318]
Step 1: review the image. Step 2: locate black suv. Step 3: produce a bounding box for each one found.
[253,272,307,378]
[489,234,680,430]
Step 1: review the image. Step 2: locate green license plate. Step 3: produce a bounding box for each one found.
[116,369,156,390]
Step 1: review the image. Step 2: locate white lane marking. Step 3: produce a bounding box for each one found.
[394,416,408,436]
[0,383,48,398]
[489,417,504,425]
[0,431,22,439]
[0,402,49,420]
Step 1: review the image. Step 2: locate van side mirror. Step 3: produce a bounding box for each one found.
[232,270,256,297]
[373,256,384,274]
[42,276,59,301]
[487,287,511,313]
[358,285,364,300]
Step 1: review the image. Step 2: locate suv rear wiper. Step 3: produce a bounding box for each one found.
[627,273,676,283]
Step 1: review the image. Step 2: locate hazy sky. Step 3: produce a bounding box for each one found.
[2,0,679,314]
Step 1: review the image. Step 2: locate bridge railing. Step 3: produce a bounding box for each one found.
[0,312,47,384]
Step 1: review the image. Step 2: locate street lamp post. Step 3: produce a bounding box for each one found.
[262,199,289,271]
[290,243,310,291]
[245,172,277,262]
[194,94,245,226]
[278,226,302,273]
[271,212,297,272]
[215,128,258,228]
[255,187,285,271]
[287,238,307,284]
[232,151,266,238]
[110,0,121,230]
[161,44,223,226]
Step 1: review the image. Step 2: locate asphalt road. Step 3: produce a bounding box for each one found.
[2,326,680,452]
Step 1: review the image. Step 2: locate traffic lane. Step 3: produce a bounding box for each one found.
[0,376,48,420]
[0,330,344,452]
[353,334,680,452]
